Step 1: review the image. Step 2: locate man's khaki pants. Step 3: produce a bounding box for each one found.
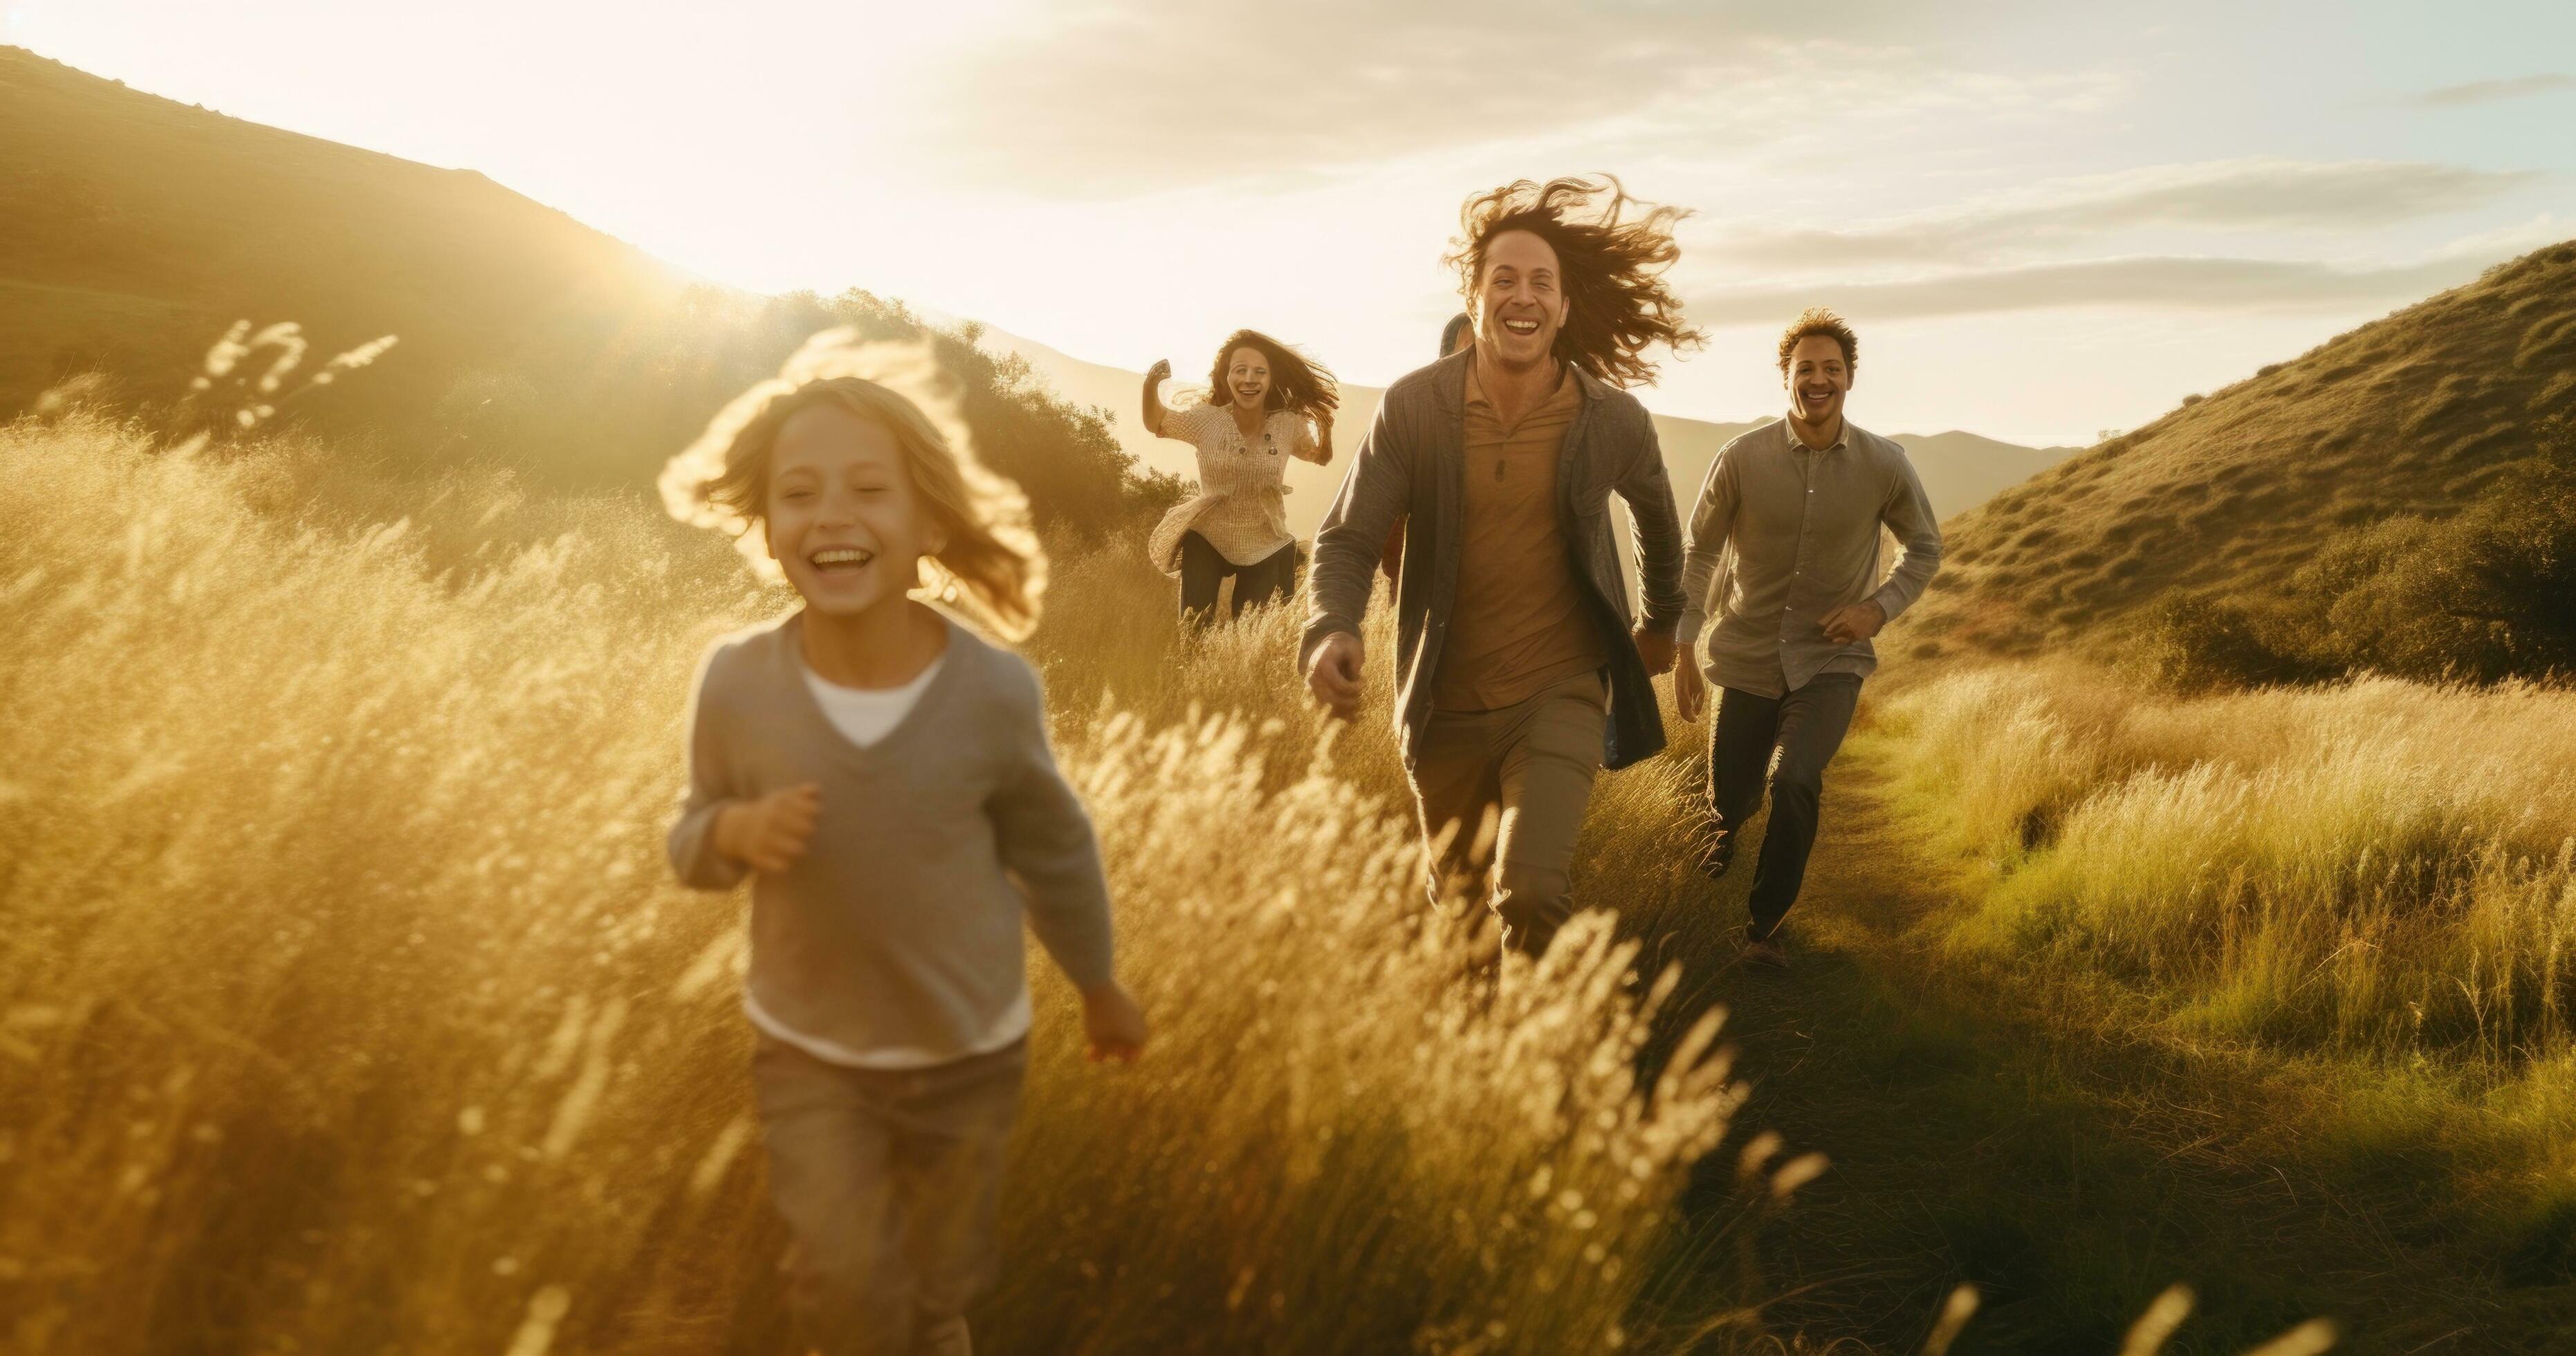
[1410,672,1608,957]
[751,1034,1027,1356]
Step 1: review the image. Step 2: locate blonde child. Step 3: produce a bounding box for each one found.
[661,336,1147,1356]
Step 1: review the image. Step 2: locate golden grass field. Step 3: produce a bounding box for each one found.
[1879,666,2576,1060]
[6,37,2571,1355]
[1868,666,2576,1271]
[0,414,1785,1355]
[21,405,2555,1353]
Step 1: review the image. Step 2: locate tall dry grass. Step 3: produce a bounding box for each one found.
[1874,663,2576,1069]
[0,415,1759,1355]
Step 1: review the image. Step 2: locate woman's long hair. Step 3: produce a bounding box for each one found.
[1442,175,1705,388]
[659,331,1045,640]
[1199,329,1338,420]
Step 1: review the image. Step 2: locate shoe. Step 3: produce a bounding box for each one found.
[1742,934,1789,971]
[1698,827,1736,880]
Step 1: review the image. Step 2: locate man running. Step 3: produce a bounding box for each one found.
[1673,307,1943,969]
[1303,176,1700,959]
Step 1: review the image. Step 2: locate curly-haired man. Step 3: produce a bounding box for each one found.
[1302,176,1700,959]
[1673,307,1943,969]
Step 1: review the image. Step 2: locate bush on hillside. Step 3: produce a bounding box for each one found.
[44,285,1175,545]
[2130,594,2316,693]
[2139,419,2576,690]
[615,287,1177,543]
[2283,417,2576,683]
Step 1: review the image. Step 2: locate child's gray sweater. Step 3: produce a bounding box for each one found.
[668,612,1115,1063]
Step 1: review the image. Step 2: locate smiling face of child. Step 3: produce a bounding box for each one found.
[764,401,948,617]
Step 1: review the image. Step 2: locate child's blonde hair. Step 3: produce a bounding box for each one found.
[660,331,1046,640]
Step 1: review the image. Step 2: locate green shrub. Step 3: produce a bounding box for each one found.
[2148,418,2576,689]
[2281,417,2576,683]
[2129,594,2312,693]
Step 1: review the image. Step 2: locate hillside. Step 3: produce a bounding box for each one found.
[1893,239,2576,662]
[0,48,678,443]
[3,42,2069,553]
[0,46,1152,536]
[977,327,2072,537]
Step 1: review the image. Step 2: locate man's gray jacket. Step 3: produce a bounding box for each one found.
[1300,349,1687,771]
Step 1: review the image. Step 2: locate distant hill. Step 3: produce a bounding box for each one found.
[973,327,2074,537]
[1890,240,2576,663]
[0,48,677,453]
[0,46,1153,537]
[0,43,2068,549]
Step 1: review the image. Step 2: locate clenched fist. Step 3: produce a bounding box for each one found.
[715,784,820,874]
[1081,982,1149,1063]
[1306,631,1365,720]
[1632,622,1677,676]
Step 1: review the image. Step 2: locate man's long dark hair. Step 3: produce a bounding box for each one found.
[1202,329,1338,419]
[1443,176,1704,388]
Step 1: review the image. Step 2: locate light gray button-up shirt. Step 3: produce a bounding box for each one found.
[1675,416,1942,698]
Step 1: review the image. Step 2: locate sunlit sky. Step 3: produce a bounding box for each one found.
[12,1,2575,446]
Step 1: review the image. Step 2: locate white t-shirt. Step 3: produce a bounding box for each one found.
[801,654,944,748]
[746,651,1036,1070]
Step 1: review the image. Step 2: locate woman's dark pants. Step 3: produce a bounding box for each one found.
[1179,531,1296,627]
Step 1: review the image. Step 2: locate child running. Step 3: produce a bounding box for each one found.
[660,333,1148,1356]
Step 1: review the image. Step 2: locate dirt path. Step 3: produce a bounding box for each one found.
[1660,757,2552,1355]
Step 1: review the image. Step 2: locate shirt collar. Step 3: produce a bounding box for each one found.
[1782,415,1850,453]
[1465,358,1575,412]
[1442,350,1603,414]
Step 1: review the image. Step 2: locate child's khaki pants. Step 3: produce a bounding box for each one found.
[751,1033,1027,1356]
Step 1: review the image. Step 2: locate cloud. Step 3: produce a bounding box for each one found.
[1711,158,2541,271]
[1692,250,2514,324]
[2416,73,2574,107]
[921,0,2099,194]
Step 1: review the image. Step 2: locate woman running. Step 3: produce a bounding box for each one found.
[1141,330,1337,625]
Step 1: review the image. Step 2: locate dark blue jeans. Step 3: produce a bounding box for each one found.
[1708,672,1863,941]
[1179,531,1296,627]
